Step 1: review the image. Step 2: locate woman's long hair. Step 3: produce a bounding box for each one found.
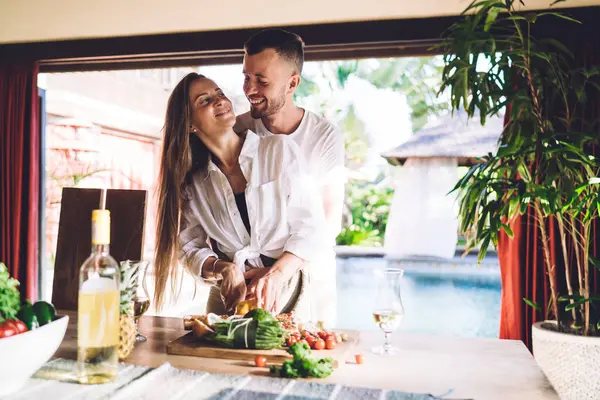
[154,72,209,310]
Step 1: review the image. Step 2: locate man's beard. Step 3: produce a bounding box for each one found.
[250,88,286,119]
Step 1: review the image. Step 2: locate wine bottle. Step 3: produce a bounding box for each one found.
[77,208,120,384]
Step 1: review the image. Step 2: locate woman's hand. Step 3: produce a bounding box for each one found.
[219,262,247,312]
[245,253,304,313]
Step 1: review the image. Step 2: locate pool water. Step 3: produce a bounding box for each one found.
[335,257,502,338]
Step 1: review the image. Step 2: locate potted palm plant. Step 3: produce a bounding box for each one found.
[436,1,600,398]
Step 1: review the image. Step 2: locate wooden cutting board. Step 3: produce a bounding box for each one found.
[166,329,360,366]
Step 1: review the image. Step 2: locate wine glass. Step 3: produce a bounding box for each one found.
[134,261,151,342]
[121,260,151,342]
[372,267,405,355]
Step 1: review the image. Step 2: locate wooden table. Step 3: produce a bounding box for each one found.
[53,311,558,400]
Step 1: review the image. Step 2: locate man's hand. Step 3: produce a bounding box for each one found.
[244,253,303,313]
[220,262,247,312]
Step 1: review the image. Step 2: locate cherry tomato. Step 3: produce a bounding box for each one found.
[355,353,364,364]
[255,355,267,367]
[325,338,337,350]
[305,335,315,347]
[293,332,302,340]
[12,320,27,334]
[287,336,297,346]
[325,333,336,342]
[317,331,328,340]
[298,339,308,347]
[0,322,17,338]
[313,339,325,350]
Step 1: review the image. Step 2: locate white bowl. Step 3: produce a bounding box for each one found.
[0,315,69,397]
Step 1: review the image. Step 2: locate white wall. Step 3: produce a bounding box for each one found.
[0,0,598,44]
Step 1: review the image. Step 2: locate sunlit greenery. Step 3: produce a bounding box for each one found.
[294,57,450,246]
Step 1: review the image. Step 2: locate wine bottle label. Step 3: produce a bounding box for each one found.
[91,209,111,245]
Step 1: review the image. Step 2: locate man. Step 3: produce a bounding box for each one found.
[235,28,346,327]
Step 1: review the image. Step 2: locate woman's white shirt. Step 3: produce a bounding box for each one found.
[178,130,326,281]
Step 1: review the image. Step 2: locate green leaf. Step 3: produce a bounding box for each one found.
[539,38,574,59]
[590,256,600,272]
[484,6,501,32]
[564,297,600,311]
[501,223,514,238]
[523,298,542,311]
[537,12,581,25]
[0,262,21,323]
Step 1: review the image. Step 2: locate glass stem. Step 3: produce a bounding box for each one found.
[383,332,392,354]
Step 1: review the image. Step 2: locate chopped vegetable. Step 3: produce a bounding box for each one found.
[236,298,258,316]
[191,319,215,338]
[269,342,335,379]
[355,353,364,364]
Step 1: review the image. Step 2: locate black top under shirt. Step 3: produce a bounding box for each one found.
[233,191,277,267]
[234,192,252,234]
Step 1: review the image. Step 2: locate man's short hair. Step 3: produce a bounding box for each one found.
[244,28,305,74]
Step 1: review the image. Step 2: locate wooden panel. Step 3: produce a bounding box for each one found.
[1,6,598,71]
[167,330,360,366]
[52,187,147,310]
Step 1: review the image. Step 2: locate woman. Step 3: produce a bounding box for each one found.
[153,72,325,318]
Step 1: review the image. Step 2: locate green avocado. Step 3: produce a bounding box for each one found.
[17,303,39,330]
[32,301,56,326]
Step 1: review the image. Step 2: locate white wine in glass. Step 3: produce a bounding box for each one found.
[372,267,405,355]
[121,260,151,342]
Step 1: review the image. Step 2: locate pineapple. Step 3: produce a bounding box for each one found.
[118,261,140,360]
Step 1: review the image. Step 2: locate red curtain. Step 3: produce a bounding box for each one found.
[498,41,600,350]
[0,62,40,301]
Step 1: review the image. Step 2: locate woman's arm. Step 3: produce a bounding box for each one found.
[179,197,247,311]
[178,218,219,282]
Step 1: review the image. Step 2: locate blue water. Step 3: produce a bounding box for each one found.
[335,257,502,338]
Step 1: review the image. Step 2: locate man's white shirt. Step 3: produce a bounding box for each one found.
[236,110,346,326]
[178,131,327,281]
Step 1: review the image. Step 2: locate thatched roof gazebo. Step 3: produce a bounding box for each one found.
[381,110,504,260]
[382,110,504,167]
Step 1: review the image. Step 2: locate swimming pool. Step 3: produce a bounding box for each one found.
[335,257,502,338]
